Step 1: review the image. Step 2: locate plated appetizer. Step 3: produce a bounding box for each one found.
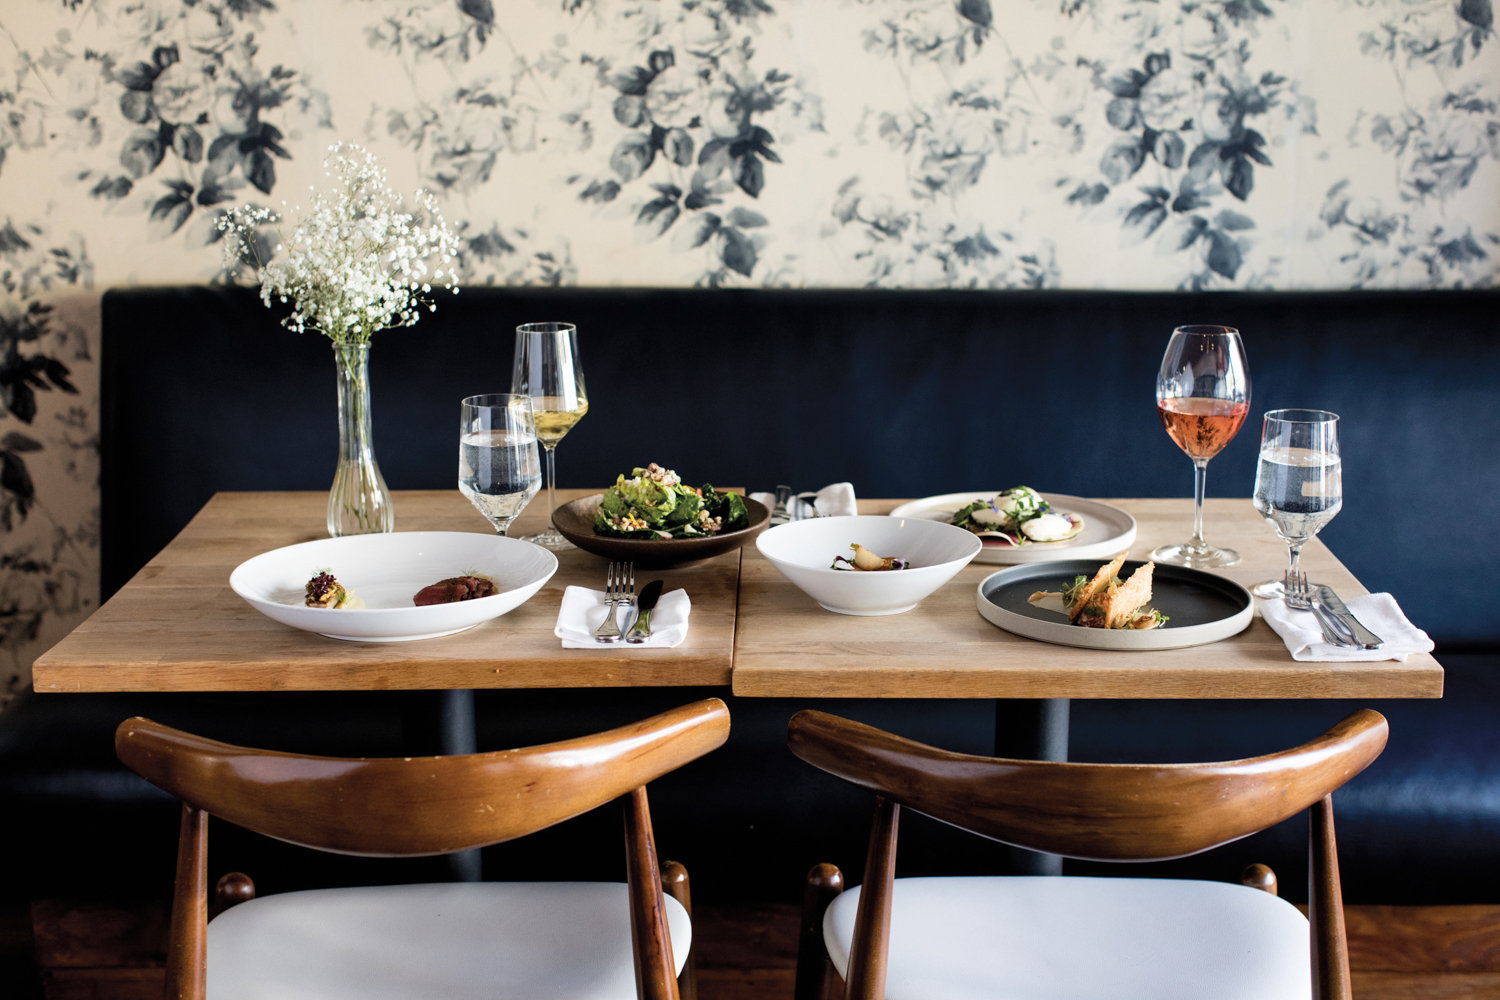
[304,571,365,609]
[830,544,908,572]
[1027,552,1168,630]
[950,487,1084,546]
[413,575,497,606]
[594,463,750,540]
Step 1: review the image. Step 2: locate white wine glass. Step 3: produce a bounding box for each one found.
[1251,409,1342,599]
[458,393,541,536]
[1152,324,1251,568]
[512,322,588,551]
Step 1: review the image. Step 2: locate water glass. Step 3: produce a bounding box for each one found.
[458,394,542,536]
[1251,409,1342,598]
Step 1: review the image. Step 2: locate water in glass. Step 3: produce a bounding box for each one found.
[459,394,541,536]
[1251,409,1341,598]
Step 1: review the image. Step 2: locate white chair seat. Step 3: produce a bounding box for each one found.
[824,876,1310,1000]
[207,882,690,1000]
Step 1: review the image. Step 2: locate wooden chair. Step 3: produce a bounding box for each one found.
[115,697,730,1000]
[787,708,1388,1000]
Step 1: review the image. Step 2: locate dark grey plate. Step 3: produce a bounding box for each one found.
[976,560,1253,651]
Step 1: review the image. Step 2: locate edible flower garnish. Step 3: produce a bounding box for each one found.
[304,571,365,609]
[831,544,908,572]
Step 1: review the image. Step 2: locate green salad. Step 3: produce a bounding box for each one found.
[949,486,1084,546]
[594,463,750,540]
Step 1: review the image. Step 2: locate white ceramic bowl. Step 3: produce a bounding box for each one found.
[755,515,982,616]
[230,532,558,641]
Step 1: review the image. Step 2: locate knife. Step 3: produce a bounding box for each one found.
[1315,585,1384,649]
[625,580,664,644]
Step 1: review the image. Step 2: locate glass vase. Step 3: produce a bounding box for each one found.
[328,343,395,537]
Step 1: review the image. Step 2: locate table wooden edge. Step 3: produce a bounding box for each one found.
[729,660,1445,699]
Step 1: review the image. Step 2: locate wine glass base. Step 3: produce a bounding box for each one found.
[1150,543,1241,569]
[1250,579,1330,599]
[520,529,575,552]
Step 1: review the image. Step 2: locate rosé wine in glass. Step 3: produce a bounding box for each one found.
[1151,325,1250,568]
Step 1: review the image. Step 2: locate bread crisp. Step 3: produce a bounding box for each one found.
[1068,551,1127,623]
[1104,562,1155,629]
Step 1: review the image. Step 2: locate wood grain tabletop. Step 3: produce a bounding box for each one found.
[34,492,1443,700]
[32,489,740,692]
[730,498,1444,700]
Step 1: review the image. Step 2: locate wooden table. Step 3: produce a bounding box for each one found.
[32,490,742,693]
[731,498,1444,700]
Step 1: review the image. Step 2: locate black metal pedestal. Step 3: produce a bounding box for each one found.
[994,698,1070,876]
[401,689,482,882]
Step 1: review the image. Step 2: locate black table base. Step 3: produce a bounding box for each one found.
[994,698,1070,876]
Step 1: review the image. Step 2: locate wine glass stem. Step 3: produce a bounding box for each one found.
[1285,540,1304,581]
[1190,458,1209,551]
[544,443,558,527]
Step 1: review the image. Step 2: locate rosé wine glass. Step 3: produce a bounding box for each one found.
[1152,325,1250,568]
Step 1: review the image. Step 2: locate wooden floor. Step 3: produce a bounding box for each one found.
[9,898,1500,998]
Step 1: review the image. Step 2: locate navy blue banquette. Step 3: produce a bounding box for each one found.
[1,285,1496,907]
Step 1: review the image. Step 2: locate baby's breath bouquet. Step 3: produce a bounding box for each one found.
[216,143,461,536]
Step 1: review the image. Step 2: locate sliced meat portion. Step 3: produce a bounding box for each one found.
[413,575,497,606]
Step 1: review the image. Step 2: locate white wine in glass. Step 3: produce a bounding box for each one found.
[512,323,587,551]
[532,395,590,447]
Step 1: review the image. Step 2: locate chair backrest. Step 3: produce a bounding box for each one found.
[117,698,730,856]
[787,708,1387,861]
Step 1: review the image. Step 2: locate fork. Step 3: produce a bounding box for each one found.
[1283,570,1357,647]
[592,562,633,642]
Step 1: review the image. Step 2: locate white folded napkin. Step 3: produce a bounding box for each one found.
[749,482,858,519]
[554,585,691,649]
[1260,593,1434,662]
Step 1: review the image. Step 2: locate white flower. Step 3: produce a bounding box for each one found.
[150,62,212,125]
[1136,68,1194,134]
[216,142,460,345]
[645,67,704,128]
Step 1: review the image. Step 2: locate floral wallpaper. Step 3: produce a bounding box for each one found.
[0,0,1495,701]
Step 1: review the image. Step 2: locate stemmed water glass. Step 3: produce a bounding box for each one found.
[512,322,588,551]
[1152,325,1251,568]
[1251,410,1342,599]
[458,394,541,536]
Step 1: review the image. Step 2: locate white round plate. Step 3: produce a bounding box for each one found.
[888,492,1137,564]
[230,532,558,642]
[975,560,1253,651]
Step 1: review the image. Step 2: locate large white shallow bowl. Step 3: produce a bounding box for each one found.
[756,515,982,616]
[230,532,558,642]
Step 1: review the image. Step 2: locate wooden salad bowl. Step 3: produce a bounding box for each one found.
[551,494,772,569]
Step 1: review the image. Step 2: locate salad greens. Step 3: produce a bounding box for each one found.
[950,486,1083,545]
[594,463,750,540]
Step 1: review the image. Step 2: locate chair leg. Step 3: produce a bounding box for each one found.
[660,861,696,1000]
[164,804,208,1000]
[1309,796,1353,1000]
[623,787,679,1000]
[794,863,844,1000]
[844,797,900,1000]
